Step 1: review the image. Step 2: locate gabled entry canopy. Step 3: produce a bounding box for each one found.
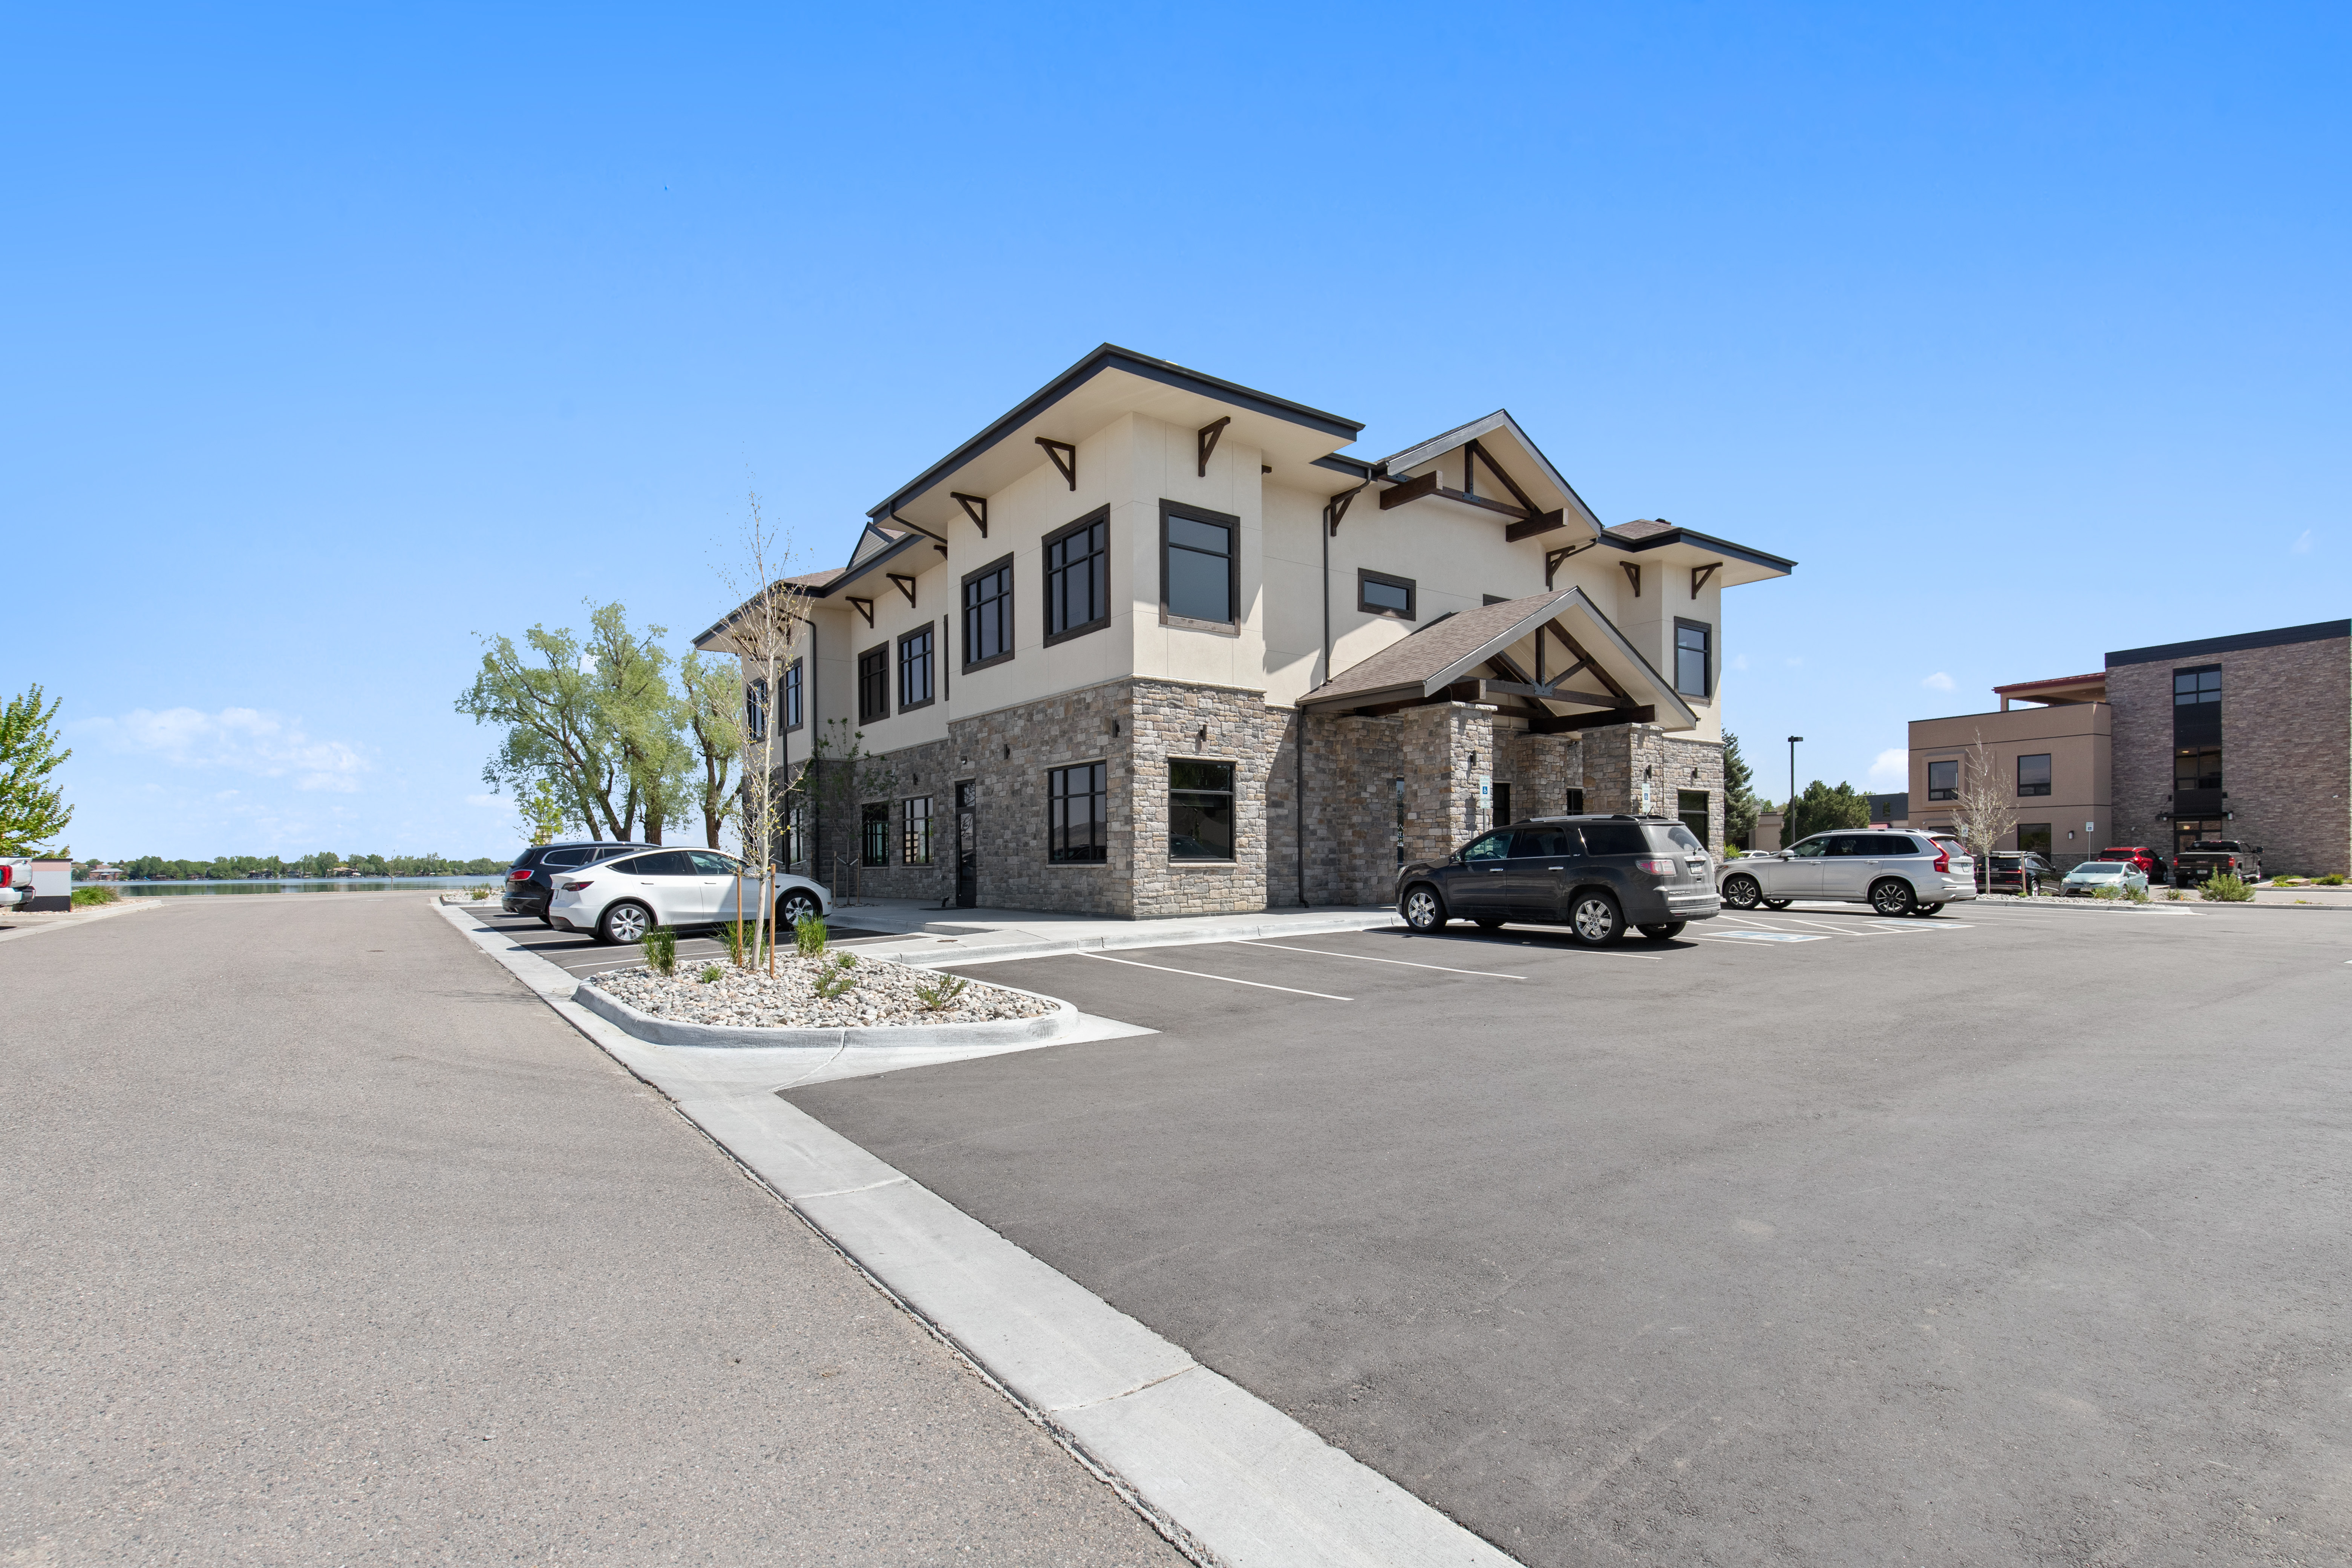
[1337,410,1607,547]
[1298,587,1701,733]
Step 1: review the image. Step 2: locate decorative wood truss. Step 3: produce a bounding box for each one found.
[1340,616,1650,734]
[1377,438,1566,541]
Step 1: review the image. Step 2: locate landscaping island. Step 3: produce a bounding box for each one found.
[586,952,1057,1031]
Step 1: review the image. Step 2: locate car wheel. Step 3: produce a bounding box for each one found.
[1721,874,1763,910]
[777,889,822,928]
[1761,898,1794,911]
[1870,878,1917,916]
[1401,885,1447,931]
[1638,921,1686,941]
[1912,903,1943,917]
[1570,891,1626,945]
[598,901,652,946]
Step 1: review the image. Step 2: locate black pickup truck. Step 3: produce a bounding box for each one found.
[2173,839,2263,887]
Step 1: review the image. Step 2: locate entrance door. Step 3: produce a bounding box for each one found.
[954,780,978,908]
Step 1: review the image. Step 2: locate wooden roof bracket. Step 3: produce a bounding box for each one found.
[1543,539,1597,588]
[887,508,946,545]
[951,492,989,538]
[846,597,876,629]
[887,574,918,609]
[1036,437,1078,490]
[1622,562,1642,598]
[1691,562,1721,599]
[1196,416,1230,477]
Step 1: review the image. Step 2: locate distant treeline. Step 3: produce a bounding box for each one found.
[103,853,510,881]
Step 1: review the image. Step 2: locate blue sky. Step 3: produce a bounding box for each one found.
[9,2,2347,858]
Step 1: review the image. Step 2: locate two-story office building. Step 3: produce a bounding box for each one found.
[698,346,1795,917]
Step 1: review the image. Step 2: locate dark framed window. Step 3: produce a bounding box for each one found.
[1394,776,1407,866]
[1674,619,1713,698]
[962,553,1015,670]
[2017,822,2053,856]
[861,803,890,867]
[782,659,803,731]
[902,797,933,866]
[1563,787,1586,814]
[1044,507,1110,645]
[857,644,889,724]
[2174,746,2222,790]
[1491,781,1511,830]
[1677,789,1710,846]
[1048,761,1108,863]
[746,677,769,742]
[1169,759,1236,861]
[898,625,935,711]
[1159,499,1237,628]
[1358,568,1416,620]
[2173,666,2222,705]
[784,798,809,868]
[2017,753,2052,797]
[1927,759,1959,801]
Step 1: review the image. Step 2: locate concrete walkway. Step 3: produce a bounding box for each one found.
[0,895,1183,1565]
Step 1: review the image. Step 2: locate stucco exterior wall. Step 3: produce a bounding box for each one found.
[1909,704,2112,862]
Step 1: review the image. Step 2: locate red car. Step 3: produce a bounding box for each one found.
[2101,845,2168,883]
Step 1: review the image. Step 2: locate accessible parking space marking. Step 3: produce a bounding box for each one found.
[1075,948,1354,1001]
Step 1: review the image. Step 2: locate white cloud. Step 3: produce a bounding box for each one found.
[74,707,370,793]
[1922,671,1956,692]
[2291,529,2314,554]
[1868,748,1910,789]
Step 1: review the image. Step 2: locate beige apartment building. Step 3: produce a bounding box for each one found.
[1905,619,2350,874]
[700,345,1795,917]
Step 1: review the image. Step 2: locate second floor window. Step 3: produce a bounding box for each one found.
[2176,746,2222,791]
[1161,501,1237,626]
[746,677,768,741]
[782,659,803,731]
[899,625,934,710]
[2174,667,2221,705]
[963,555,1014,668]
[1927,760,1958,801]
[1045,509,1109,642]
[2017,753,2052,797]
[1674,620,1712,698]
[858,645,889,724]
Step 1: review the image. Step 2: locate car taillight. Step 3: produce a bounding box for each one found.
[562,880,593,891]
[0,867,11,886]
[509,868,533,880]
[1932,848,1949,872]
[1634,858,1675,876]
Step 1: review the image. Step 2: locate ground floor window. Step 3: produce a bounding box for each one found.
[1394,776,1406,865]
[1492,781,1512,830]
[2017,822,2053,856]
[902,796,933,865]
[1169,760,1235,861]
[1049,762,1108,863]
[1677,789,1710,847]
[1563,787,1585,814]
[2174,817,2225,860]
[784,798,810,868]
[861,803,890,867]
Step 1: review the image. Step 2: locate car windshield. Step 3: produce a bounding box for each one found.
[2072,863,2122,873]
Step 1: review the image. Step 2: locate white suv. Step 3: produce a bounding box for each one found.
[548,848,833,945]
[1719,830,1976,916]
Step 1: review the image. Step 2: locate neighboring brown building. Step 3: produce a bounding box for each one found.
[1904,619,2350,876]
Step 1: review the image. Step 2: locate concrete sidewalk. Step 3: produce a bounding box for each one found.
[807,899,1404,967]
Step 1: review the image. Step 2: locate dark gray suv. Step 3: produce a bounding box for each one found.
[1397,815,1721,943]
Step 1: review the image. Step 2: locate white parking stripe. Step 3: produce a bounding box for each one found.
[1075,950,1352,1001]
[1234,941,1527,979]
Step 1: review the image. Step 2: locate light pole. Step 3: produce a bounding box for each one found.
[1786,736,1803,824]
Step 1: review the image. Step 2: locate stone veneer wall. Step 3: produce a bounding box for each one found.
[2109,634,2351,876]
[1576,723,1727,848]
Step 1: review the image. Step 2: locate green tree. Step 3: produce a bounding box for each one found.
[1784,779,1870,842]
[678,651,743,850]
[582,602,694,845]
[1721,731,1758,848]
[459,620,628,841]
[0,684,74,853]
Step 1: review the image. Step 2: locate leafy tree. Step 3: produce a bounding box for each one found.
[0,684,74,853]
[1784,779,1871,842]
[582,602,694,845]
[1721,731,1758,848]
[679,651,743,849]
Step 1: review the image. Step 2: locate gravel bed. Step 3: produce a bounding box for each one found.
[586,952,1056,1029]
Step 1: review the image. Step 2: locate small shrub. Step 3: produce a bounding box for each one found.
[2272,876,2308,888]
[2092,884,2123,901]
[2199,874,2254,903]
[2124,884,2150,904]
[914,972,969,1012]
[71,885,119,907]
[2161,886,2185,901]
[642,925,678,976]
[468,884,492,900]
[721,919,764,968]
[813,965,856,1001]
[698,963,723,983]
[795,914,829,958]
[2318,873,2347,886]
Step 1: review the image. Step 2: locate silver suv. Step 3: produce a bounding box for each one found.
[1718,830,1977,916]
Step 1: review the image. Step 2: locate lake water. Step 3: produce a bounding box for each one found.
[93,876,504,897]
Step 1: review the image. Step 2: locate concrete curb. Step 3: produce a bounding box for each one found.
[0,896,159,946]
[864,909,1407,969]
[569,972,1083,1050]
[430,900,1521,1568]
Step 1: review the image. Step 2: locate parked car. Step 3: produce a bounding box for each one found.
[502,840,657,922]
[2061,860,2149,897]
[1978,851,2059,896]
[2100,845,2168,884]
[2173,839,2263,887]
[0,859,29,911]
[548,847,832,945]
[1720,830,1977,916]
[1396,814,1721,943]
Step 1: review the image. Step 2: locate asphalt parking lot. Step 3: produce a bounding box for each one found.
[786,900,2352,1566]
[473,907,892,980]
